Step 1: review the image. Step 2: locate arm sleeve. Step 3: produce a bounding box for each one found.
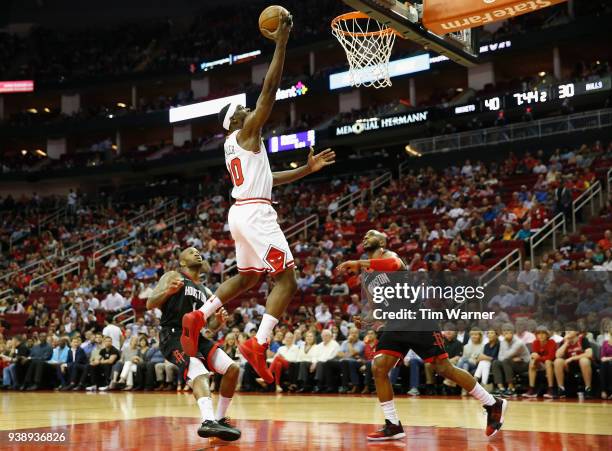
[369,257,402,272]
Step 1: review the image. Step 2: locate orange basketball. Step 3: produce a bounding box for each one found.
[258,5,289,35]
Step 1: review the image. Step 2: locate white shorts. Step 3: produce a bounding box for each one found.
[228,199,295,275]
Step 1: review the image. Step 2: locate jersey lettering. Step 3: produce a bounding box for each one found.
[229,157,244,187]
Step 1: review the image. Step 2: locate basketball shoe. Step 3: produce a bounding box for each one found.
[484,397,508,437]
[367,420,406,441]
[239,337,273,384]
[181,310,206,357]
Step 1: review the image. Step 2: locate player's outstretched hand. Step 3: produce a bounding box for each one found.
[308,147,336,173]
[261,11,293,43]
[166,278,184,296]
[337,260,361,275]
[214,308,229,326]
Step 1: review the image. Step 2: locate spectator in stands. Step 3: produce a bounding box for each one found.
[102,314,123,350]
[101,287,127,312]
[554,322,593,399]
[108,336,140,391]
[87,336,119,391]
[265,331,300,393]
[296,331,319,393]
[492,323,530,396]
[474,329,499,388]
[456,328,485,377]
[346,295,361,317]
[128,317,149,336]
[516,318,536,344]
[315,304,332,325]
[330,277,349,296]
[47,337,70,389]
[360,329,377,394]
[312,329,340,393]
[312,269,331,295]
[575,290,604,316]
[405,349,424,396]
[20,334,52,390]
[338,327,365,394]
[523,325,557,398]
[509,284,535,310]
[60,336,88,390]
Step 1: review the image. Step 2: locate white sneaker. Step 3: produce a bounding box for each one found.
[407,388,420,396]
[98,386,109,391]
[86,385,97,391]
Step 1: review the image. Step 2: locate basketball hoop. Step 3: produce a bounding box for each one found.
[331,12,398,89]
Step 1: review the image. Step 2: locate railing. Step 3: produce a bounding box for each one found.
[28,261,81,291]
[63,197,177,256]
[284,214,319,242]
[529,213,566,265]
[220,214,320,282]
[408,109,612,154]
[90,236,137,269]
[607,168,612,200]
[330,172,392,216]
[0,288,14,304]
[38,206,67,234]
[478,249,522,288]
[571,181,603,232]
[114,308,136,327]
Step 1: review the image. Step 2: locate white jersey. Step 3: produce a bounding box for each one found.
[224,130,273,200]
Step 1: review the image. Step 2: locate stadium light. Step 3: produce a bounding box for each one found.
[169,93,247,124]
[35,149,47,157]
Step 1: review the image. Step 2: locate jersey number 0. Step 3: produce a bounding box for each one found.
[229,158,244,187]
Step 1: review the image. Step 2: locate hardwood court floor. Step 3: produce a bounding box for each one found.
[0,392,610,450]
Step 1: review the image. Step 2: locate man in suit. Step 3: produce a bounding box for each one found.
[60,336,88,390]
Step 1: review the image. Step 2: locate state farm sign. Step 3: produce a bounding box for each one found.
[423,0,568,35]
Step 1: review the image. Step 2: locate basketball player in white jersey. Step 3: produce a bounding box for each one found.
[181,10,335,383]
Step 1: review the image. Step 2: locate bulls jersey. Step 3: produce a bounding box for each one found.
[160,273,212,330]
[224,130,273,200]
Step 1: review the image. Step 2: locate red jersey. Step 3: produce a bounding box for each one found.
[532,338,556,362]
[564,336,591,358]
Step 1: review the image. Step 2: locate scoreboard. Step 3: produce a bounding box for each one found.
[453,77,611,115]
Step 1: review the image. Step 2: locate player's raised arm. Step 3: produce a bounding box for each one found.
[240,12,292,140]
[272,147,336,186]
[146,271,183,310]
[337,251,406,274]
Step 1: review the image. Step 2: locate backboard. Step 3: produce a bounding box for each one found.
[340,0,480,67]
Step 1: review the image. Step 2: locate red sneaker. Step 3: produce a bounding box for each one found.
[239,337,273,384]
[181,310,206,357]
[367,420,406,441]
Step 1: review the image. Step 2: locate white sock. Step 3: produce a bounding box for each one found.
[199,295,222,319]
[215,395,232,420]
[197,396,215,422]
[380,400,400,425]
[255,313,278,345]
[469,382,496,406]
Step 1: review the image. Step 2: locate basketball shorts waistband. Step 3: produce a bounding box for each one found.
[234,197,272,206]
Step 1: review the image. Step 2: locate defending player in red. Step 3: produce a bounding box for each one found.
[181,9,335,384]
[337,230,508,441]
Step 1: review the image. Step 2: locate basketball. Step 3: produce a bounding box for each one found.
[259,5,289,35]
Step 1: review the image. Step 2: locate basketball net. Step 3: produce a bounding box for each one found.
[331,12,397,89]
